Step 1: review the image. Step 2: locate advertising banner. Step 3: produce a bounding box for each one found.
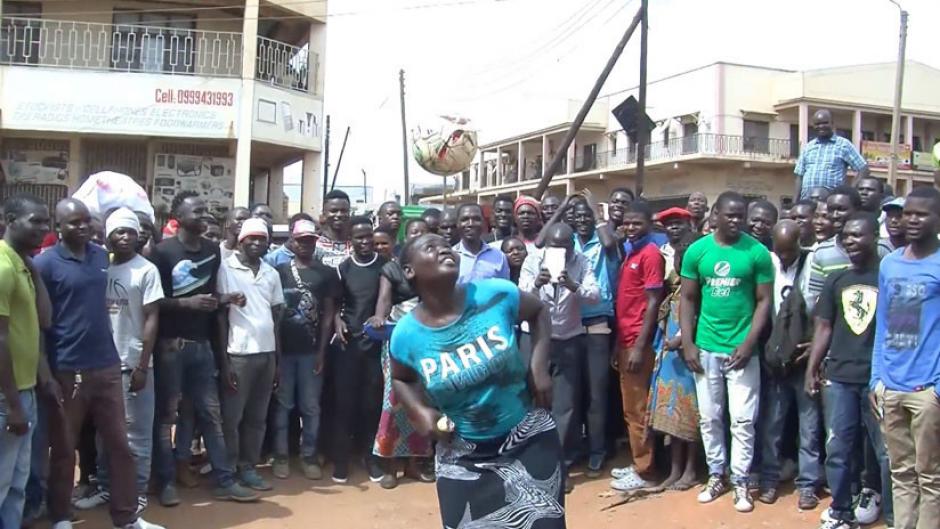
[253,83,323,151]
[0,148,69,186]
[861,140,911,170]
[1,68,239,138]
[152,153,235,218]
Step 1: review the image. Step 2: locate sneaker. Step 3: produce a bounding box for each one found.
[610,465,636,480]
[272,458,290,480]
[71,482,95,501]
[176,461,199,488]
[380,472,398,490]
[819,515,859,529]
[74,489,110,510]
[239,468,273,491]
[697,474,729,504]
[158,484,180,508]
[332,463,349,484]
[757,487,777,505]
[365,457,385,483]
[854,488,881,525]
[213,482,260,503]
[799,489,820,510]
[301,459,323,481]
[586,455,604,478]
[733,485,754,513]
[114,517,166,529]
[610,472,655,492]
[51,522,74,529]
[136,496,148,515]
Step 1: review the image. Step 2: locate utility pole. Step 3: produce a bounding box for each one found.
[533,7,644,199]
[399,69,411,204]
[887,2,908,191]
[634,0,649,198]
[322,115,331,201]
[330,126,351,192]
[361,169,368,205]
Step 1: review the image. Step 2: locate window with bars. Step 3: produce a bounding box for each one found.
[111,10,196,74]
[1,1,42,64]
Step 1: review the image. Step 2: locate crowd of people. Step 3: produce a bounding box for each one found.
[0,170,938,529]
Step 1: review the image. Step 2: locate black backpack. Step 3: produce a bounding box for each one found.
[763,251,811,378]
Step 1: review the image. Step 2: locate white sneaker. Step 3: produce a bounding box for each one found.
[74,489,110,510]
[52,522,74,529]
[115,517,166,529]
[733,485,754,513]
[819,517,859,529]
[609,466,636,479]
[854,488,881,525]
[697,474,729,503]
[609,473,654,492]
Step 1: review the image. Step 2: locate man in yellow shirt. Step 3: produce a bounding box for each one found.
[0,193,60,529]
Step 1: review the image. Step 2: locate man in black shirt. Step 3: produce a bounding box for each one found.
[485,195,514,244]
[332,216,387,484]
[439,207,459,246]
[272,220,338,481]
[150,192,258,505]
[805,213,891,529]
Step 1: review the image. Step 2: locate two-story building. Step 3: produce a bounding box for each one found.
[0,0,326,223]
[427,61,940,212]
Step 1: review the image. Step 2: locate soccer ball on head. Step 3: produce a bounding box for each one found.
[412,115,478,176]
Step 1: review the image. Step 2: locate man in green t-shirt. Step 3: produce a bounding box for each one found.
[680,191,774,514]
[0,193,61,529]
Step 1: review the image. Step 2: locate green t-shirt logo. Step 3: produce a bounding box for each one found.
[714,261,731,277]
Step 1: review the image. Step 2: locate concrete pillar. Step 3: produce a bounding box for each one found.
[144,140,158,190]
[252,171,268,205]
[905,115,914,148]
[541,135,549,175]
[517,141,525,181]
[269,164,285,221]
[852,110,862,149]
[496,146,503,185]
[68,136,83,193]
[478,150,485,187]
[308,22,327,96]
[300,151,322,215]
[234,0,260,208]
[798,103,809,145]
[566,141,576,175]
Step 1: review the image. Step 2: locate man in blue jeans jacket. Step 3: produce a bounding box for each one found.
[871,186,940,529]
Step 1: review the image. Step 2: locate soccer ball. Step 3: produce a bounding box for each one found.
[412,115,478,176]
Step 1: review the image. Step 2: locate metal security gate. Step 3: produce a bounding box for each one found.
[83,138,148,186]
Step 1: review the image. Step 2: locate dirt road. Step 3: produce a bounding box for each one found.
[63,466,889,529]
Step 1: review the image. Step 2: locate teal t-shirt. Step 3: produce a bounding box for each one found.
[679,233,774,354]
[389,278,530,441]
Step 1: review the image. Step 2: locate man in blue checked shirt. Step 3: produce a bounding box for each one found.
[794,109,869,200]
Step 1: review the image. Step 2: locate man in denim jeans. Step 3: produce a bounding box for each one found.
[150,193,257,506]
[807,213,891,529]
[679,191,774,514]
[74,209,164,514]
[272,220,337,480]
[757,221,822,510]
[0,194,59,529]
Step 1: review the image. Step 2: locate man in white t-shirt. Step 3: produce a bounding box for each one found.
[78,208,165,513]
[217,218,284,492]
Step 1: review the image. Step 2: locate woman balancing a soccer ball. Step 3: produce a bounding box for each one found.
[389,233,566,528]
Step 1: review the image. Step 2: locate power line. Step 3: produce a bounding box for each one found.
[448,0,635,102]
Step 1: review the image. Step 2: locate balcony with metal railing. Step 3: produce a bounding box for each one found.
[580,132,795,173]
[0,16,318,94]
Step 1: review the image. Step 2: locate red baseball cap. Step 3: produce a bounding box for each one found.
[655,207,693,222]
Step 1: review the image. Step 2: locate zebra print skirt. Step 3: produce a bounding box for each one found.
[435,408,567,529]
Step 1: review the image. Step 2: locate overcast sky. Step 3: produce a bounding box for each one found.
[309,0,940,202]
